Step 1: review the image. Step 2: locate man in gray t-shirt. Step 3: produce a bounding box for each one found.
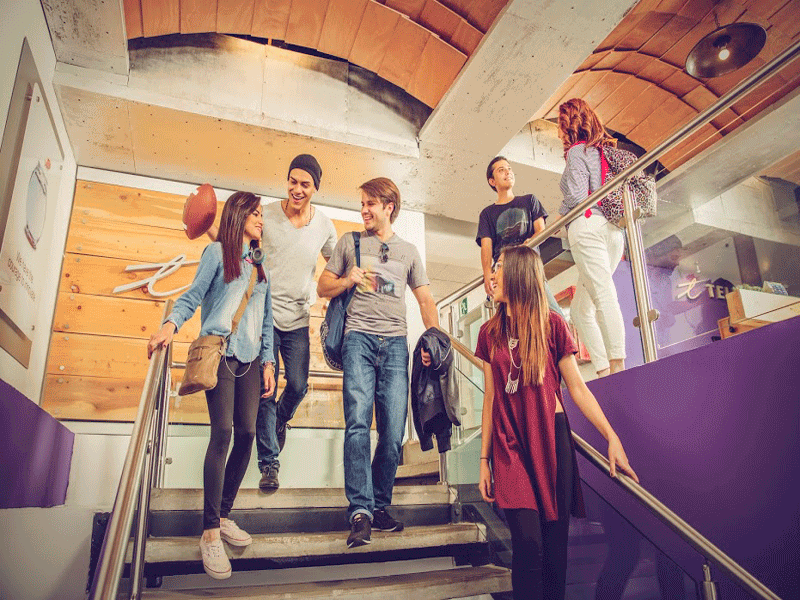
[318,177,438,549]
[208,155,338,490]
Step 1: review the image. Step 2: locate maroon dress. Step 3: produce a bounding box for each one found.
[475,311,586,521]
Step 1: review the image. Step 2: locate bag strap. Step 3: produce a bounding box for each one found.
[231,264,258,334]
[353,230,361,268]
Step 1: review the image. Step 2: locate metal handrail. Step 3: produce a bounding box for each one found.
[88,301,173,600]
[171,362,344,380]
[444,335,781,600]
[436,38,800,311]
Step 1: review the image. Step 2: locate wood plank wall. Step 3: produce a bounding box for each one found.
[42,181,360,428]
[122,0,496,107]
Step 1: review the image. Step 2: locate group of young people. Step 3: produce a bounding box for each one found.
[146,98,639,599]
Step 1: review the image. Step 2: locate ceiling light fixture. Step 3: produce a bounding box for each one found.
[686,21,766,78]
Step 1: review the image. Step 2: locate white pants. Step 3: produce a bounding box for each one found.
[568,212,626,372]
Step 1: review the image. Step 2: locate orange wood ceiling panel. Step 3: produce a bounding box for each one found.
[561,71,607,105]
[420,0,461,42]
[467,0,506,33]
[583,71,630,109]
[533,72,581,121]
[732,75,796,121]
[653,0,692,13]
[285,0,331,49]
[682,85,740,132]
[407,35,467,106]
[349,1,402,73]
[216,0,254,34]
[659,19,717,69]
[181,0,217,33]
[617,11,674,51]
[628,95,696,149]
[772,0,800,38]
[594,76,652,125]
[141,0,180,37]
[251,0,291,39]
[124,0,143,38]
[577,50,610,72]
[639,59,679,84]
[615,51,655,75]
[607,84,669,135]
[450,18,482,55]
[659,123,722,170]
[318,0,369,59]
[743,0,790,19]
[594,50,629,70]
[638,14,696,57]
[385,0,426,21]
[661,69,700,96]
[378,17,430,89]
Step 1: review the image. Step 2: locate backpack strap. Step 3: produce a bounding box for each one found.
[353,230,361,268]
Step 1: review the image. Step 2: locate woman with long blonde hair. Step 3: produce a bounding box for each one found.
[558,97,626,377]
[476,245,638,600]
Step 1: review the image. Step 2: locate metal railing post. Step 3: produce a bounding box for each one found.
[702,563,720,600]
[622,185,659,363]
[153,344,172,489]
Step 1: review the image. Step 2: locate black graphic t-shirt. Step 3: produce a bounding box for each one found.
[476,194,549,262]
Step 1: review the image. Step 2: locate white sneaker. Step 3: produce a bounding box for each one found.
[199,537,231,580]
[220,518,253,547]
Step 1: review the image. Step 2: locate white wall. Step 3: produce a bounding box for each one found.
[0,0,77,404]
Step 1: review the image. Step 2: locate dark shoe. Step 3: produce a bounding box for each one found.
[259,463,279,490]
[372,508,404,532]
[346,514,372,548]
[276,420,290,452]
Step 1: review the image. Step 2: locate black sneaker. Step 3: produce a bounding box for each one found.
[258,463,279,490]
[372,508,404,532]
[276,420,290,452]
[346,514,372,548]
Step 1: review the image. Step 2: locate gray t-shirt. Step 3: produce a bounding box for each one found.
[325,231,429,337]
[262,201,337,331]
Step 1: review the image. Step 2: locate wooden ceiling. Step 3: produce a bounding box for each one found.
[533,0,800,172]
[122,0,509,108]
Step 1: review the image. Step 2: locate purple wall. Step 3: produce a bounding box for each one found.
[0,379,74,508]
[564,316,800,599]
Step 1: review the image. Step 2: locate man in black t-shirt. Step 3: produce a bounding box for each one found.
[476,156,564,315]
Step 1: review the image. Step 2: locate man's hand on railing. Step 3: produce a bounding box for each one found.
[607,434,639,482]
[147,322,176,358]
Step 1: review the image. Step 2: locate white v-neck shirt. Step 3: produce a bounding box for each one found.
[262,201,337,331]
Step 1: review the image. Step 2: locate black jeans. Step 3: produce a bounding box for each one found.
[504,412,574,600]
[255,326,310,470]
[203,356,260,531]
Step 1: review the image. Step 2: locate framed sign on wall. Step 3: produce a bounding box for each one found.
[0,38,64,368]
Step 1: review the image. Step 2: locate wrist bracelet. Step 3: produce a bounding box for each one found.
[480,457,490,460]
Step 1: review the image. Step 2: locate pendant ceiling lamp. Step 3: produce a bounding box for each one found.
[685,19,767,79]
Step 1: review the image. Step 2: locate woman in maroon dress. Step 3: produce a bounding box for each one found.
[476,245,639,600]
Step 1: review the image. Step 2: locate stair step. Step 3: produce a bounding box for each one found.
[150,485,451,512]
[131,523,485,564]
[141,564,512,599]
[395,460,439,479]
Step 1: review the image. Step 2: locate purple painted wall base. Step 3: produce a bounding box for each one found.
[565,316,800,600]
[0,379,74,508]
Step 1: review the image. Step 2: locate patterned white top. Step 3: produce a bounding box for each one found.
[558,143,603,216]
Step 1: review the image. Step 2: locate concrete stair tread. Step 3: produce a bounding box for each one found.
[140,564,511,599]
[395,460,439,479]
[150,485,452,511]
[134,523,485,563]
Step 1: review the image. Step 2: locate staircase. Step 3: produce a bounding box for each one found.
[122,484,512,599]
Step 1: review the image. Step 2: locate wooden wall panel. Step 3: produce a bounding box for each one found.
[216,0,255,34]
[124,0,144,39]
[406,35,466,107]
[378,17,430,89]
[349,1,401,73]
[251,0,291,39]
[181,0,217,33]
[285,0,331,49]
[385,0,426,20]
[318,0,369,59]
[43,181,350,426]
[141,0,180,37]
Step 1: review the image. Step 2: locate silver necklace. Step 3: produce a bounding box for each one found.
[506,336,520,394]
[283,200,313,227]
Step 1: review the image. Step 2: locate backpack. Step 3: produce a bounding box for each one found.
[597,145,657,224]
[319,232,361,371]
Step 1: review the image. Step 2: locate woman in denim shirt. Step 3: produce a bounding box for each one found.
[148,191,275,580]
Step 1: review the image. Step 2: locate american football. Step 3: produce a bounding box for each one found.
[182,183,217,239]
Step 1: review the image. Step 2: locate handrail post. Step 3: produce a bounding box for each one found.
[622,184,659,363]
[702,563,720,600]
[153,343,172,489]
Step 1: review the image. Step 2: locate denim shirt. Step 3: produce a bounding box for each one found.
[166,242,274,364]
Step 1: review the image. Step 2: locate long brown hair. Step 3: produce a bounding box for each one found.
[558,98,616,157]
[484,246,551,386]
[217,191,265,283]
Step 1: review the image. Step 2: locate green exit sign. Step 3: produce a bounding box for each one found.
[459,297,468,316]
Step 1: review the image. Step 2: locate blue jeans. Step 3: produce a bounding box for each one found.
[342,331,409,523]
[255,326,310,471]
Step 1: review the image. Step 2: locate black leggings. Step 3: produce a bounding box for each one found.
[203,356,261,530]
[504,412,575,600]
